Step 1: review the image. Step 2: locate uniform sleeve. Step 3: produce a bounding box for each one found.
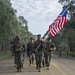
[51,43,55,48]
[23,43,25,52]
[27,43,30,56]
[34,41,37,49]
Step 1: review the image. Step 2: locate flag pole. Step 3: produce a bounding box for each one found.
[29,30,49,60]
[29,2,72,60]
[42,30,49,39]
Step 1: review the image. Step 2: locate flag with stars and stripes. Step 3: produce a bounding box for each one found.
[48,9,67,37]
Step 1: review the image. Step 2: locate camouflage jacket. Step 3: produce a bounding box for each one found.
[14,42,23,53]
[27,42,34,52]
[45,42,52,53]
[34,40,44,52]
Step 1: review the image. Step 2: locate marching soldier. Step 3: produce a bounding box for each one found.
[58,44,70,57]
[64,45,70,56]
[34,34,44,72]
[21,42,25,65]
[13,36,24,72]
[45,38,55,70]
[42,39,46,67]
[58,44,62,57]
[27,37,34,66]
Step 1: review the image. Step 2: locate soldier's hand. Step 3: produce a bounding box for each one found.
[35,50,38,54]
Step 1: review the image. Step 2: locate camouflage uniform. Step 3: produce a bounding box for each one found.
[42,41,46,67]
[27,38,34,65]
[45,39,54,70]
[58,45,63,57]
[14,36,24,72]
[34,35,44,72]
[58,44,70,57]
[21,43,25,64]
[64,45,70,56]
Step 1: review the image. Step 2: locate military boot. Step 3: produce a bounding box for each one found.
[38,68,41,72]
[42,60,44,67]
[47,67,49,70]
[29,60,31,66]
[17,68,19,72]
[36,66,38,70]
[19,69,22,72]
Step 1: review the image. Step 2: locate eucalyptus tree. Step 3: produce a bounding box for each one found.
[59,0,75,19]
[0,0,19,50]
[58,0,75,52]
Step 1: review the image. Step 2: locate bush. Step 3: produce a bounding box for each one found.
[0,51,11,59]
[69,52,75,57]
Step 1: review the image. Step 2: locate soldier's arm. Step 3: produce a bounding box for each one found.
[27,43,30,56]
[22,43,25,52]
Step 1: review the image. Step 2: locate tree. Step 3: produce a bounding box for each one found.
[0,0,35,51]
[0,0,19,50]
[58,0,75,19]
[53,0,75,52]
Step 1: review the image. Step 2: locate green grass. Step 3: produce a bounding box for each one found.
[69,52,75,57]
[0,51,12,59]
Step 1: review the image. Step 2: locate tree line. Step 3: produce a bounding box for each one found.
[0,0,34,51]
[50,0,75,52]
[0,0,75,53]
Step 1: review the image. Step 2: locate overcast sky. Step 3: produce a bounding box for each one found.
[11,0,62,36]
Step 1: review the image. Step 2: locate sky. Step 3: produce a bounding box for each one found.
[11,0,62,36]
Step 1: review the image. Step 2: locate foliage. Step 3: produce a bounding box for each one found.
[52,0,75,52]
[0,0,34,51]
[58,0,75,19]
[69,51,75,57]
[0,51,11,59]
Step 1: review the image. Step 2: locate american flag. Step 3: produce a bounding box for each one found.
[48,9,67,37]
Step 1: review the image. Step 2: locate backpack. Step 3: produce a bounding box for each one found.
[15,42,22,52]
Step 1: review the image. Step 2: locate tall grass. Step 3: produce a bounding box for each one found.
[0,51,12,59]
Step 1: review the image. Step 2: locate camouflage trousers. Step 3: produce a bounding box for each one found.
[29,51,34,65]
[35,53,42,70]
[14,53,23,69]
[45,53,51,67]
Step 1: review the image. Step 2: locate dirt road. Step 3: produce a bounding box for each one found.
[0,54,75,75]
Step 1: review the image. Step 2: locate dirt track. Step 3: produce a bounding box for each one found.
[0,54,75,75]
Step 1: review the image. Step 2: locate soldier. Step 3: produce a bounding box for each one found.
[42,39,46,67]
[13,36,24,72]
[58,45,63,57]
[27,37,34,66]
[45,38,54,70]
[21,42,25,66]
[34,34,44,72]
[64,45,70,56]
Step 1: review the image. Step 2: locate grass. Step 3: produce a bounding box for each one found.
[69,52,75,57]
[54,51,75,57]
[0,51,12,59]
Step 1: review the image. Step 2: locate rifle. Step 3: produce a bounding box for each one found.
[29,31,48,60]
